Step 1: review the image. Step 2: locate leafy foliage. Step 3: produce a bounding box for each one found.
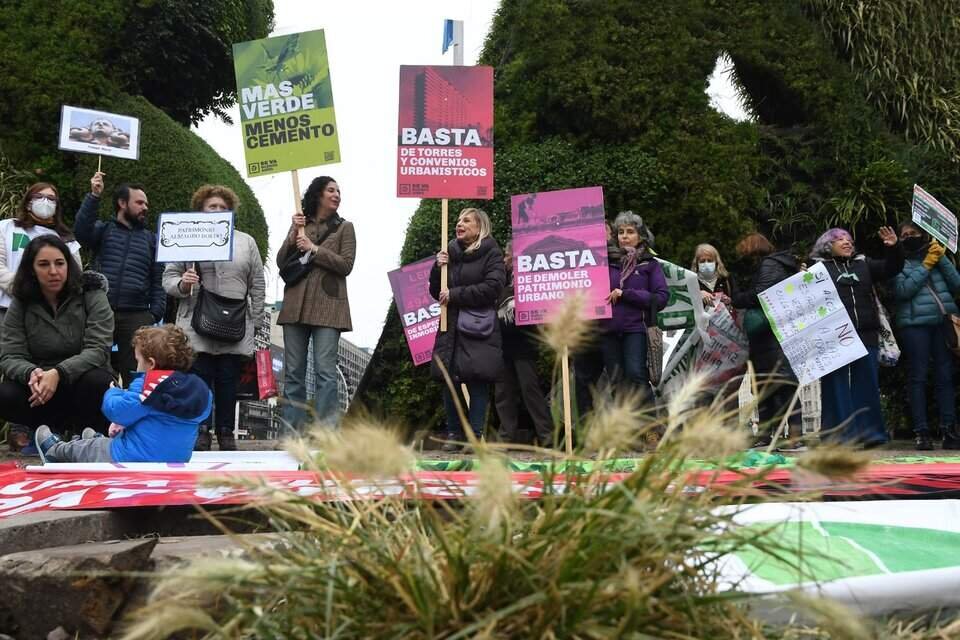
[0,0,273,255]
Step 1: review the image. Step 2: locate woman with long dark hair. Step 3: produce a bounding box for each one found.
[276,176,356,432]
[0,235,114,435]
[0,182,82,450]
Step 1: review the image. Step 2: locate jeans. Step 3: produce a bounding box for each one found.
[191,353,242,437]
[495,357,554,446]
[282,324,341,432]
[443,382,489,440]
[601,331,649,401]
[900,324,955,435]
[820,346,886,444]
[0,367,114,434]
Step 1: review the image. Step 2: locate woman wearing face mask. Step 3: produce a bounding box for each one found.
[430,207,505,450]
[893,222,960,450]
[809,226,902,447]
[601,211,669,403]
[0,183,81,451]
[692,244,733,309]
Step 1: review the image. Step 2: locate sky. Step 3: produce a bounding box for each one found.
[194,1,747,350]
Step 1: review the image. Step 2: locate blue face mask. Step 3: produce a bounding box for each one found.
[698,261,716,278]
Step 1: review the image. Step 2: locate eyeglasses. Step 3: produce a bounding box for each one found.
[30,195,58,203]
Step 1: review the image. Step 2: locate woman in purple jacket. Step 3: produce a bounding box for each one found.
[601,211,669,402]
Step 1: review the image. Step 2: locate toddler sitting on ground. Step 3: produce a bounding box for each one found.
[35,325,212,463]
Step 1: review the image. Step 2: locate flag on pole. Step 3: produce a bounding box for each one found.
[442,19,455,54]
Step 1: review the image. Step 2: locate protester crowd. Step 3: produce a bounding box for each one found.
[1,172,957,458]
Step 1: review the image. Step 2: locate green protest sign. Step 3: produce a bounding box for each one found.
[233,30,340,177]
[912,184,958,253]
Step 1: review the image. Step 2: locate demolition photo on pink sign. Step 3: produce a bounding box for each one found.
[510,186,612,326]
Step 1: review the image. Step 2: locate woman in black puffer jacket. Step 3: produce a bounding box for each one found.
[810,227,902,447]
[430,208,505,449]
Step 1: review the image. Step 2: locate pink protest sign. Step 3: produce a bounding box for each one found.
[510,187,612,326]
[388,257,440,366]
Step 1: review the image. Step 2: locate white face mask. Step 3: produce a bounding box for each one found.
[30,197,56,220]
[698,261,717,278]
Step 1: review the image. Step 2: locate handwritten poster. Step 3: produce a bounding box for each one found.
[388,257,440,366]
[155,211,235,262]
[758,262,867,385]
[510,187,611,326]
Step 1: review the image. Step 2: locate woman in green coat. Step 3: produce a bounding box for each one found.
[0,235,114,436]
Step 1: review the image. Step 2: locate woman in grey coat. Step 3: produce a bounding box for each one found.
[163,185,265,451]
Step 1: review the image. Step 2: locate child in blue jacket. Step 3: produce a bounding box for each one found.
[35,325,212,463]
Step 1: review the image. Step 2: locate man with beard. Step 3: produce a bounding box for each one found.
[74,171,165,384]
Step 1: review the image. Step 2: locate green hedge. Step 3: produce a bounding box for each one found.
[359,0,960,436]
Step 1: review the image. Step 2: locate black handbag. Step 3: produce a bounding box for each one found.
[457,308,495,338]
[190,264,247,343]
[279,215,342,287]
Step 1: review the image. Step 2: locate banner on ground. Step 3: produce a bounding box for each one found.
[759,262,867,385]
[58,105,140,161]
[396,65,493,199]
[233,29,340,177]
[155,211,234,262]
[510,187,611,326]
[388,257,439,366]
[912,184,958,253]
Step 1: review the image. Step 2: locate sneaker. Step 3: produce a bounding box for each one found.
[749,436,773,450]
[34,425,62,464]
[915,435,935,451]
[81,428,104,440]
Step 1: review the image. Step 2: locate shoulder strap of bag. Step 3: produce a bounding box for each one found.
[926,282,948,315]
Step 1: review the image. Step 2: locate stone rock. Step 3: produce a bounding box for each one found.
[0,537,157,638]
[0,510,127,557]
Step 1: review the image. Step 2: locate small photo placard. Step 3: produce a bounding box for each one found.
[156,211,235,263]
[58,105,141,161]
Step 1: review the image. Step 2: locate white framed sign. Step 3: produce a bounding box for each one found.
[58,105,141,161]
[156,211,235,263]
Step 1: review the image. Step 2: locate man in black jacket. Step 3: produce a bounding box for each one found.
[74,171,165,383]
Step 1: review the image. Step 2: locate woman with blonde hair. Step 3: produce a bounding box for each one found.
[164,184,265,451]
[691,243,733,309]
[430,207,506,450]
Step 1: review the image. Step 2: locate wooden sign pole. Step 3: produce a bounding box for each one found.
[292,169,304,239]
[440,198,449,332]
[561,346,573,455]
[97,155,102,173]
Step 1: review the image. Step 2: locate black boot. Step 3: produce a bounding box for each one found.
[217,429,237,451]
[943,426,960,450]
[194,429,212,451]
[915,433,934,451]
